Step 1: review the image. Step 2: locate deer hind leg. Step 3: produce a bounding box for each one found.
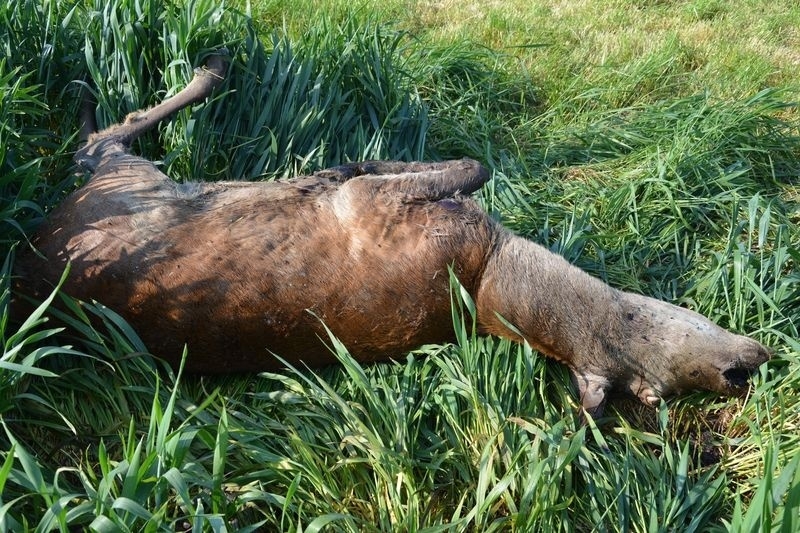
[75,52,228,172]
[315,158,490,200]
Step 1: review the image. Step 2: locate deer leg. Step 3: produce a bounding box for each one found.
[78,85,97,144]
[75,52,228,172]
[317,158,490,199]
[571,370,611,421]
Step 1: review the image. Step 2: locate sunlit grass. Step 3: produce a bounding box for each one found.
[1,0,799,529]
[245,0,800,101]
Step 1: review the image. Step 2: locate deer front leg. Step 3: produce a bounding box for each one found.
[571,370,611,420]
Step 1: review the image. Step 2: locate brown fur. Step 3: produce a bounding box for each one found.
[14,53,770,417]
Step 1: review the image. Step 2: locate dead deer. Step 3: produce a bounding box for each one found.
[14,52,770,417]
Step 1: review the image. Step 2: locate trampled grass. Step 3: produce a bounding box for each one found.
[1,0,800,530]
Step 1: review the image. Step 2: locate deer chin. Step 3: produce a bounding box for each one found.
[623,360,765,409]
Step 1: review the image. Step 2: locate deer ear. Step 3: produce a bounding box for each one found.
[571,370,610,421]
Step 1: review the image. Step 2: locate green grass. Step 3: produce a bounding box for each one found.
[2,0,800,530]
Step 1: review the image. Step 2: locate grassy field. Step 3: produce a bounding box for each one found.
[1,0,800,530]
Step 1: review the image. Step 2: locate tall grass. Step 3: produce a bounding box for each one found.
[1,0,799,529]
[81,0,429,181]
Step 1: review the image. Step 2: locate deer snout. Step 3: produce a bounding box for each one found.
[714,339,771,394]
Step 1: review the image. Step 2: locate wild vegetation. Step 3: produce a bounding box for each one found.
[1,0,799,530]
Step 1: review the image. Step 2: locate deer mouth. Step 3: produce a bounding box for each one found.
[721,365,758,391]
